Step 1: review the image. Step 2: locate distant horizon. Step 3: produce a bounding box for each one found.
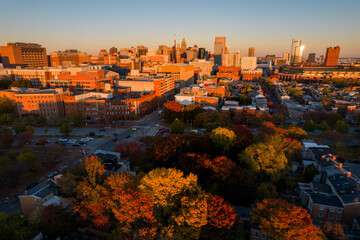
[1,0,360,58]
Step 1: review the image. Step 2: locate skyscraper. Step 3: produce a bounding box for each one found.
[198,48,206,59]
[181,38,187,54]
[283,52,291,64]
[307,53,316,63]
[222,51,242,67]
[290,39,304,64]
[248,47,255,57]
[324,46,340,66]
[214,37,226,66]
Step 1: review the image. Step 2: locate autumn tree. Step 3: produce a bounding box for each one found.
[40,204,74,239]
[113,141,141,160]
[258,121,287,139]
[201,195,238,240]
[251,199,324,240]
[0,132,15,148]
[210,127,236,153]
[287,125,308,140]
[265,134,302,161]
[321,222,345,239]
[183,104,202,122]
[163,101,183,121]
[239,143,288,180]
[232,124,254,150]
[193,113,208,128]
[10,79,32,88]
[257,182,278,199]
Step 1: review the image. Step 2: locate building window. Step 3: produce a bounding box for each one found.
[329,214,333,219]
[255,231,259,238]
[337,209,342,213]
[336,215,341,220]
[262,235,266,240]
[319,212,323,217]
[320,206,325,211]
[330,208,334,212]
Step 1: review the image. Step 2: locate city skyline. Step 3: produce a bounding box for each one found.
[1,0,360,57]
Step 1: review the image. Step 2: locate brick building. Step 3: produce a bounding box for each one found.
[50,49,90,67]
[324,46,340,66]
[216,66,241,80]
[157,63,194,89]
[242,69,263,81]
[0,87,67,119]
[0,42,48,68]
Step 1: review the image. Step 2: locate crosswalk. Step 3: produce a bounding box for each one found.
[147,127,159,136]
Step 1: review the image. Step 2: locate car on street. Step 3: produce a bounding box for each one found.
[159,128,170,133]
[59,138,68,142]
[125,135,130,139]
[99,129,106,132]
[155,124,160,127]
[113,133,118,136]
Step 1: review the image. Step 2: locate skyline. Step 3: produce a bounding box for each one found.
[1,0,360,57]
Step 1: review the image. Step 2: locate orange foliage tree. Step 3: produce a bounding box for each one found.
[147,135,187,164]
[163,101,184,121]
[322,222,345,239]
[251,199,324,240]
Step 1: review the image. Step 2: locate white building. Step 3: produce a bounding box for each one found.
[175,93,195,105]
[241,57,257,70]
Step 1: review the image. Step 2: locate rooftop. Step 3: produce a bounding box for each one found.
[328,174,360,204]
[309,192,343,208]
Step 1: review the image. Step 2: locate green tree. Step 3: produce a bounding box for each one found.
[70,110,85,127]
[317,120,330,131]
[13,122,26,135]
[40,205,74,239]
[44,127,48,134]
[210,127,236,153]
[36,115,47,126]
[171,118,185,134]
[193,113,208,128]
[0,212,37,240]
[304,120,316,132]
[0,78,12,89]
[333,120,349,134]
[60,123,73,135]
[257,182,278,199]
[239,143,288,180]
[0,97,15,115]
[0,113,14,124]
[10,79,32,88]
[25,125,35,134]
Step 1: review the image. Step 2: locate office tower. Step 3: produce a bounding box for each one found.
[241,57,257,70]
[176,43,181,63]
[222,51,242,67]
[198,48,206,59]
[283,52,291,64]
[214,36,226,66]
[324,46,340,66]
[307,53,316,63]
[0,42,48,68]
[181,38,187,54]
[137,45,148,57]
[109,47,118,54]
[248,47,255,57]
[290,39,304,64]
[319,55,325,63]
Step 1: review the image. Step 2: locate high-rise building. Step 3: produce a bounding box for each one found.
[324,46,340,66]
[214,37,226,66]
[137,45,148,57]
[290,39,304,64]
[0,42,48,68]
[109,47,118,54]
[222,51,242,67]
[319,55,325,63]
[307,53,316,63]
[248,47,255,57]
[198,48,206,59]
[50,49,90,67]
[181,38,187,54]
[283,52,291,64]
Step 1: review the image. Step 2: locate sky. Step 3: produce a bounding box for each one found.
[1,0,360,57]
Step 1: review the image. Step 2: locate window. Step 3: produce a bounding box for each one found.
[329,214,333,219]
[320,206,325,211]
[337,209,342,213]
[262,235,266,240]
[319,212,323,217]
[255,231,259,238]
[336,215,341,220]
[330,208,334,212]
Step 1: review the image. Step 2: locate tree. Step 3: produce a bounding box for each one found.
[321,222,345,239]
[257,182,278,199]
[36,115,47,126]
[40,204,74,239]
[232,124,254,150]
[183,104,202,122]
[147,135,187,163]
[265,134,302,161]
[13,122,26,135]
[70,110,85,127]
[0,212,37,240]
[304,120,316,132]
[0,78,12,89]
[205,195,237,230]
[113,141,141,161]
[251,199,324,240]
[321,87,330,95]
[25,125,35,134]
[44,127,48,134]
[0,113,14,124]
[209,127,236,153]
[10,79,32,88]
[0,97,15,115]
[193,113,208,128]
[60,123,73,135]
[36,138,47,146]
[139,168,198,208]
[163,101,183,121]
[333,120,349,134]
[171,118,185,134]
[317,120,330,131]
[287,125,308,140]
[304,164,317,182]
[259,121,287,139]
[239,143,288,180]
[0,132,15,148]
[17,132,34,146]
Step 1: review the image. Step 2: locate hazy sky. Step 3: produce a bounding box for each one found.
[1,0,360,57]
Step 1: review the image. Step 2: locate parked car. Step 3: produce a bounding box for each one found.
[159,128,170,133]
[58,138,68,142]
[113,133,118,137]
[99,129,106,132]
